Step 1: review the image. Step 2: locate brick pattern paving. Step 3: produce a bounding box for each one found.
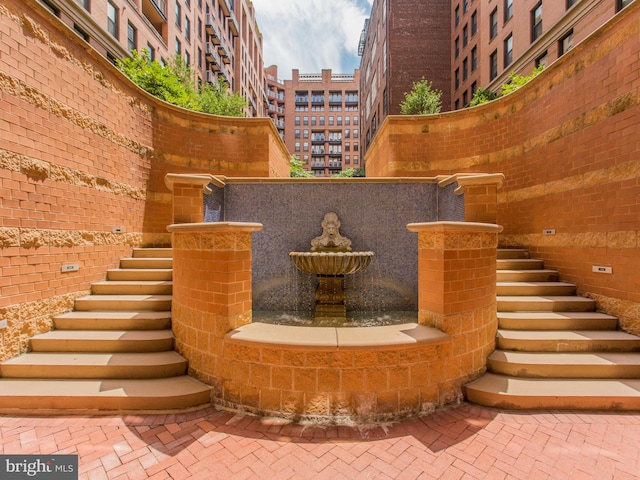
[1,404,639,479]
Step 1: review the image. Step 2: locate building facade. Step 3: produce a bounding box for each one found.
[40,0,265,116]
[265,65,285,141]
[360,0,635,157]
[283,69,361,177]
[358,0,452,155]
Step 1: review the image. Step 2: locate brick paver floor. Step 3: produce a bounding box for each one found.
[1,403,639,479]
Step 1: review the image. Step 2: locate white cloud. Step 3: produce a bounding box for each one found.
[252,0,371,79]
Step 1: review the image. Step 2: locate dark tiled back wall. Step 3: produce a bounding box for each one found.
[204,182,463,312]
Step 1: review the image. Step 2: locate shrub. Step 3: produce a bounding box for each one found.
[400,78,442,115]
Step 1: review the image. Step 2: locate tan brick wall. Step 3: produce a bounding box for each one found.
[366,3,640,334]
[0,0,289,360]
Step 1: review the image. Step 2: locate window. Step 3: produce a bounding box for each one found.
[617,0,633,10]
[455,37,460,58]
[77,0,90,11]
[146,43,155,61]
[471,46,477,71]
[303,116,309,126]
[471,11,477,36]
[294,129,300,139]
[354,155,359,165]
[197,47,202,68]
[185,16,191,42]
[455,68,460,90]
[353,128,359,138]
[303,129,309,139]
[328,116,334,126]
[175,38,181,55]
[185,51,190,67]
[490,50,498,80]
[504,34,513,67]
[463,90,468,107]
[311,117,317,126]
[463,0,468,14]
[320,117,325,126]
[531,3,542,42]
[567,0,578,8]
[490,8,498,40]
[559,29,573,56]
[175,2,182,28]
[536,51,548,68]
[295,116,300,126]
[127,22,136,51]
[454,5,460,27]
[463,25,468,47]
[504,0,513,21]
[462,57,468,81]
[107,1,118,38]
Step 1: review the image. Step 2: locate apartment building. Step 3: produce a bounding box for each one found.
[358,0,452,154]
[39,0,265,116]
[360,0,635,156]
[283,69,361,177]
[265,65,285,141]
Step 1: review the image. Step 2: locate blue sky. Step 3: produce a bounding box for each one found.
[251,0,374,80]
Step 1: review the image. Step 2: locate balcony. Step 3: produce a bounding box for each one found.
[205,15,222,45]
[328,136,342,144]
[205,43,222,71]
[220,0,232,16]
[295,95,308,105]
[311,163,326,170]
[228,13,239,37]
[142,0,167,36]
[328,163,342,170]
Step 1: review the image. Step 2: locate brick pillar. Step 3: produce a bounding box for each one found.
[165,174,224,224]
[407,221,503,396]
[454,174,504,224]
[167,222,262,386]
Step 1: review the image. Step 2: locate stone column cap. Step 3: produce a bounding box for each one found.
[167,222,263,233]
[407,221,503,233]
[165,173,227,193]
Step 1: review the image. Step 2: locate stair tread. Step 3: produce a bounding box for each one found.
[92,280,173,286]
[76,294,172,302]
[497,330,640,341]
[0,377,209,411]
[55,311,171,319]
[32,330,173,341]
[497,295,594,302]
[3,351,185,367]
[497,281,575,287]
[498,311,615,319]
[466,373,640,397]
[490,350,640,365]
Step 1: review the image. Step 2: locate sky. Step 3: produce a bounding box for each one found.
[251,0,374,80]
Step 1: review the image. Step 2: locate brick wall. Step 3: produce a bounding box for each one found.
[0,0,289,359]
[365,1,640,334]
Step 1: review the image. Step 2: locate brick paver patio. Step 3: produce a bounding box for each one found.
[1,403,639,479]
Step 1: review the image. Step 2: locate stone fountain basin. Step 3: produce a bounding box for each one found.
[289,251,374,276]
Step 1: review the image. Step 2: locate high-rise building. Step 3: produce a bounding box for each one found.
[359,0,635,156]
[39,0,265,116]
[283,69,361,177]
[358,0,452,154]
[265,65,286,141]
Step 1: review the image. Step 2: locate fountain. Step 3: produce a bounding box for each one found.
[289,212,374,321]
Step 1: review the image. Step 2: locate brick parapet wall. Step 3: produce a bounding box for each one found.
[366,2,640,333]
[0,0,289,359]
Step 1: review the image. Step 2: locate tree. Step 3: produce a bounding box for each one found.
[290,156,313,178]
[400,78,442,115]
[117,50,247,116]
[470,87,498,106]
[332,168,365,178]
[470,65,545,106]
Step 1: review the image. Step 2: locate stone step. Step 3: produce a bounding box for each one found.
[91,281,173,295]
[54,311,171,331]
[0,377,210,411]
[132,248,173,258]
[119,258,173,269]
[74,295,172,311]
[30,330,174,353]
[497,312,618,330]
[464,373,640,410]
[0,351,187,379]
[107,269,173,281]
[497,269,559,282]
[497,258,544,270]
[497,329,640,352]
[497,249,530,259]
[496,281,576,296]
[487,351,640,378]
[497,295,596,312]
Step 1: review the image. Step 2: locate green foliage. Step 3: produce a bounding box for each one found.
[470,87,499,106]
[117,50,247,116]
[332,168,365,178]
[501,64,545,95]
[290,155,313,178]
[400,78,442,115]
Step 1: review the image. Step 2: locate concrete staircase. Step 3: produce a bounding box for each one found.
[465,248,640,410]
[0,248,211,412]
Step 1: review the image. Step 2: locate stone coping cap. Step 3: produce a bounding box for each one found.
[437,173,490,187]
[214,176,442,184]
[167,222,263,233]
[407,221,504,233]
[454,174,505,195]
[165,174,225,193]
[225,322,450,350]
